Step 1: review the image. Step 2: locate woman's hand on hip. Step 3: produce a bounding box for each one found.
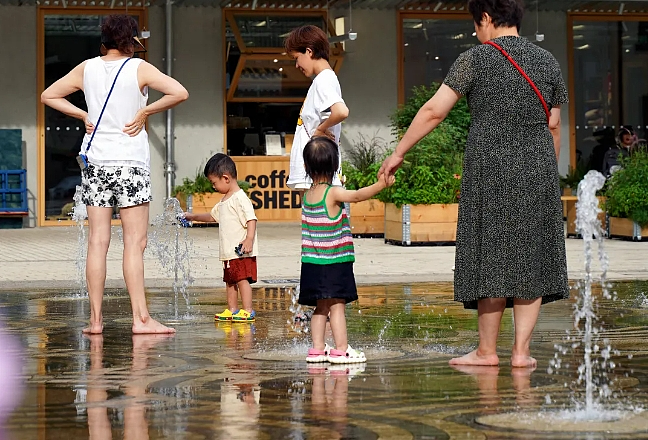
[83,113,95,135]
[312,127,335,141]
[378,153,404,179]
[124,109,148,136]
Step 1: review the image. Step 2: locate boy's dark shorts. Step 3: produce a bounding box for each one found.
[223,257,257,285]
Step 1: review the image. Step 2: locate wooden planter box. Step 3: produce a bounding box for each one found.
[608,216,648,241]
[565,196,607,238]
[562,187,573,218]
[384,203,458,246]
[345,199,385,237]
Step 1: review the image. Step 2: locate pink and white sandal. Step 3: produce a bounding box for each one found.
[306,343,331,363]
[328,344,366,364]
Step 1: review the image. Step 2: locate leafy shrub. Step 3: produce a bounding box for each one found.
[560,159,588,190]
[605,148,648,227]
[342,134,387,194]
[390,84,471,146]
[379,83,469,206]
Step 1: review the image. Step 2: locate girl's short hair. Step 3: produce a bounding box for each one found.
[101,15,139,54]
[284,25,330,61]
[468,0,524,31]
[303,137,339,182]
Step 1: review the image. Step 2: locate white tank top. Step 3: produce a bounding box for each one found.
[80,56,150,171]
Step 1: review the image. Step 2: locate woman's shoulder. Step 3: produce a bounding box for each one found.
[313,69,340,85]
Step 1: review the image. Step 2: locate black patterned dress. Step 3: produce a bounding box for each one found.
[444,36,569,310]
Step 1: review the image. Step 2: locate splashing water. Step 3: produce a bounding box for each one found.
[72,186,87,296]
[288,286,311,334]
[148,198,195,318]
[550,170,619,417]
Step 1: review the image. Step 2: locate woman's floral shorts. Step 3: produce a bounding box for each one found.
[81,164,152,208]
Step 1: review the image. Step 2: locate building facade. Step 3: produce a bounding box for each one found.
[1,0,647,226]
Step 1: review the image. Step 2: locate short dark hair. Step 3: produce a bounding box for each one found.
[101,15,138,54]
[204,153,237,179]
[468,0,525,31]
[303,137,339,183]
[284,25,330,61]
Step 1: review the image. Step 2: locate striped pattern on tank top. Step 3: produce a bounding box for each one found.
[301,186,355,265]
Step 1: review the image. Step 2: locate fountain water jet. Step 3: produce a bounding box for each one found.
[475,171,646,431]
[72,185,87,296]
[147,198,195,319]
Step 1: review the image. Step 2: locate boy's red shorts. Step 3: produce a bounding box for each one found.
[223,257,257,285]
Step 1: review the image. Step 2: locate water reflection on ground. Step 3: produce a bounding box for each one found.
[2,281,648,439]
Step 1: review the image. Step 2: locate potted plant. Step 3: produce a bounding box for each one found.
[605,148,648,240]
[342,134,387,237]
[174,169,250,218]
[380,84,469,245]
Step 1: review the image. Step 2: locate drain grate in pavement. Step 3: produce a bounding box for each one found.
[260,279,299,284]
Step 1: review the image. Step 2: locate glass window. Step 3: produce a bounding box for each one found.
[226,102,301,156]
[223,11,341,156]
[402,17,477,102]
[572,20,648,172]
[233,57,311,99]
[233,14,326,49]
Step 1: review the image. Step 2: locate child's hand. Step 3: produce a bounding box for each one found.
[240,237,254,254]
[384,173,396,188]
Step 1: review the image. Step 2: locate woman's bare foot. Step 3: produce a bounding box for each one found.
[449,350,499,366]
[511,354,537,368]
[132,316,175,334]
[83,322,104,334]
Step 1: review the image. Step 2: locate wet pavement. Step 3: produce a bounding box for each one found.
[2,282,648,439]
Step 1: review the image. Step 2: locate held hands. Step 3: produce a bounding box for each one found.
[240,236,254,254]
[124,109,148,137]
[376,172,395,190]
[378,152,405,181]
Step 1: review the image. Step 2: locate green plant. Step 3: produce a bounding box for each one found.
[606,148,648,227]
[379,83,468,206]
[560,159,588,189]
[390,84,471,146]
[173,169,251,197]
[342,134,388,191]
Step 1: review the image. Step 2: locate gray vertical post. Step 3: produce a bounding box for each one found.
[164,0,176,199]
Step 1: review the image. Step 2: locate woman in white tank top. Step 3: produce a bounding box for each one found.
[42,14,188,335]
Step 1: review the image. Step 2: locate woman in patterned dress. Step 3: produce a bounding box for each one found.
[380,0,569,368]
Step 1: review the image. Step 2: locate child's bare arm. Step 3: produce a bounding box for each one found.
[240,219,257,253]
[330,174,395,204]
[183,212,215,222]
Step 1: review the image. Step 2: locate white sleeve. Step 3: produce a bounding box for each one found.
[210,204,219,222]
[314,71,344,114]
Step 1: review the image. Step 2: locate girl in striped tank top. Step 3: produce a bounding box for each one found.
[300,137,394,365]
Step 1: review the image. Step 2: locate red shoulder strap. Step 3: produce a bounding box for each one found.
[485,40,550,124]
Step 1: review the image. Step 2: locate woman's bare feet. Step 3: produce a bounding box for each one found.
[511,354,537,368]
[132,316,175,334]
[449,349,499,366]
[83,321,104,334]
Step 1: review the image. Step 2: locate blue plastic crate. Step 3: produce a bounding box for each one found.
[0,170,28,214]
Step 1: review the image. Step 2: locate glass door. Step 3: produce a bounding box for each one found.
[38,9,146,225]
